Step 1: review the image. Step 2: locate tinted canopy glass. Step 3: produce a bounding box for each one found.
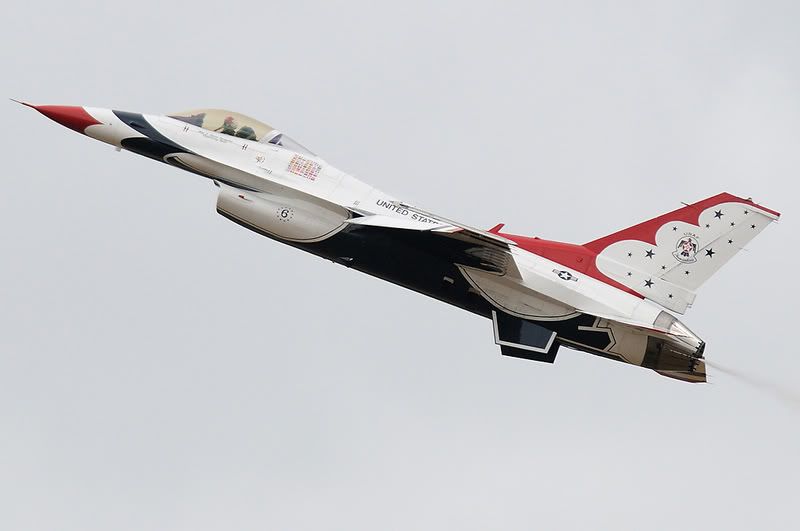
[169,108,314,155]
[169,109,275,141]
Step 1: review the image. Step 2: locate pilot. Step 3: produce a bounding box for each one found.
[217,116,237,136]
[235,125,258,140]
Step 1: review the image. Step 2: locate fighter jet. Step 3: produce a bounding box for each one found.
[20,102,781,382]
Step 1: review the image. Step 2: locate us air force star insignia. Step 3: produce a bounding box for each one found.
[553,269,578,282]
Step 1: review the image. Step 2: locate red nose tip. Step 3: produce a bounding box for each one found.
[24,103,102,134]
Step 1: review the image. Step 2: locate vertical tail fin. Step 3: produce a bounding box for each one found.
[584,193,780,313]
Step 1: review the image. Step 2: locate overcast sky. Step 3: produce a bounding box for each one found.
[2,1,799,530]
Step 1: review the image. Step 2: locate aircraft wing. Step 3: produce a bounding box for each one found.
[347,202,520,277]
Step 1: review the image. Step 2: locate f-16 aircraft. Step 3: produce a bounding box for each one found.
[20,101,781,382]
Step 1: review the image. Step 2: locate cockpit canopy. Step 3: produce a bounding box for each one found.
[168,108,314,155]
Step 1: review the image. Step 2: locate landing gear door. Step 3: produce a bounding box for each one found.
[492,310,559,363]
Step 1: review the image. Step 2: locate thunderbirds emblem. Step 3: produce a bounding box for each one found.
[673,234,699,263]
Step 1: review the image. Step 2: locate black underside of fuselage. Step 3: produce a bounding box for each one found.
[218,210,619,359]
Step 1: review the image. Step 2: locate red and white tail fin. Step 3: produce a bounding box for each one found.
[584,193,780,314]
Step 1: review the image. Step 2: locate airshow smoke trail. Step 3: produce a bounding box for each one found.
[705,359,800,410]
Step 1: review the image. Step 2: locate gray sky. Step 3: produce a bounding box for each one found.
[2,1,799,530]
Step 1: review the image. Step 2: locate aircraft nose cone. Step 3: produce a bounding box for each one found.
[24,103,102,134]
